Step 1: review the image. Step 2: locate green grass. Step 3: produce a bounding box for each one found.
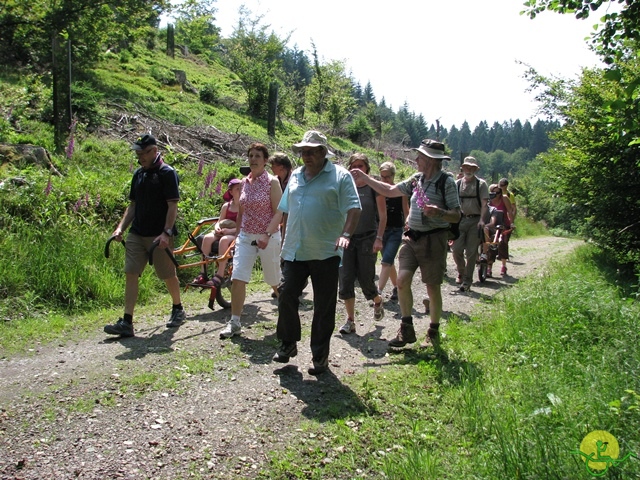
[261,244,640,479]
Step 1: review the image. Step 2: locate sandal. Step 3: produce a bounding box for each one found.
[192,273,208,285]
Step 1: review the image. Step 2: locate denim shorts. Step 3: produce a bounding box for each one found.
[381,227,403,265]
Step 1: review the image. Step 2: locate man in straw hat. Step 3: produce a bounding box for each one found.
[452,156,489,293]
[272,130,361,375]
[350,139,461,350]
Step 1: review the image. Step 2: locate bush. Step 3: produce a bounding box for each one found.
[199,82,220,105]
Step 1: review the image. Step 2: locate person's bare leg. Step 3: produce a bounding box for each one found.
[378,263,392,294]
[231,280,247,317]
[345,297,356,319]
[124,273,139,316]
[164,275,181,305]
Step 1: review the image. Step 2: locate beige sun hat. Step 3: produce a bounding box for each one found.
[411,139,451,160]
[461,156,479,169]
[292,130,335,157]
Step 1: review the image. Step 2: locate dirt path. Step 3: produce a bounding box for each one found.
[0,236,581,479]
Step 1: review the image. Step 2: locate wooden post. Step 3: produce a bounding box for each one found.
[267,82,278,137]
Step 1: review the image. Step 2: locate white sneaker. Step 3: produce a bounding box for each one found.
[220,319,241,338]
[339,319,356,334]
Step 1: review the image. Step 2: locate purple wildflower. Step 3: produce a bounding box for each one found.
[197,158,204,176]
[204,170,214,191]
[413,180,430,209]
[215,181,222,195]
[44,177,53,196]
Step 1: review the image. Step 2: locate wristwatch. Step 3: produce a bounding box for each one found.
[341,232,351,238]
[164,228,173,237]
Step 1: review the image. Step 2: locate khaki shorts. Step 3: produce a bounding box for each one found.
[124,233,176,280]
[398,229,448,285]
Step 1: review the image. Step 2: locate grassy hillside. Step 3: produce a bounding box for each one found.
[0,42,409,322]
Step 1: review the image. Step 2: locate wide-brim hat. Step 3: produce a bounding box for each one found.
[131,133,157,151]
[411,139,451,160]
[461,156,479,169]
[292,130,335,157]
[223,178,242,201]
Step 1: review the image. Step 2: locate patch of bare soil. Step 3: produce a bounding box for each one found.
[0,236,581,479]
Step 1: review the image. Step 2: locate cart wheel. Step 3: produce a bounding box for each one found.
[478,262,487,283]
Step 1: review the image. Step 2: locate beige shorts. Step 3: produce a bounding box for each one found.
[124,233,176,280]
[398,229,448,285]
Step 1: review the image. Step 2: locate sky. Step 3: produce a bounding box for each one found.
[211,0,607,129]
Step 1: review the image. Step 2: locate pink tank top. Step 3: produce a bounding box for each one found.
[239,170,274,234]
[223,202,238,222]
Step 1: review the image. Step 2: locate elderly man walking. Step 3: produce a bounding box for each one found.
[452,156,489,292]
[351,139,461,349]
[272,131,361,375]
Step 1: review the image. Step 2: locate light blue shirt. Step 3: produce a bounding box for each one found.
[279,159,361,261]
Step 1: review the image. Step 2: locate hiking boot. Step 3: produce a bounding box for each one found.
[339,318,356,334]
[104,318,134,337]
[420,327,441,349]
[501,266,507,276]
[166,308,186,328]
[390,287,398,301]
[373,301,384,321]
[272,341,298,363]
[388,322,416,347]
[220,318,241,338]
[308,357,329,375]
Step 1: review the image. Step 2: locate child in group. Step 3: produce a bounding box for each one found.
[192,178,241,297]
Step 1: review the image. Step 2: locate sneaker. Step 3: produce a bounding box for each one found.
[339,318,356,334]
[166,308,186,328]
[388,322,416,347]
[191,273,208,285]
[220,318,241,338]
[373,301,384,321]
[272,341,298,363]
[104,318,134,337]
[501,266,507,276]
[308,357,329,375]
[390,287,398,301]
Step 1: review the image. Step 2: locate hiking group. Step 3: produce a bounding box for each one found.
[104,131,516,375]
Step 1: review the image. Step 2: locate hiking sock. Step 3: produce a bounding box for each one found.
[172,303,183,311]
[123,313,133,324]
[231,314,241,322]
[401,316,413,325]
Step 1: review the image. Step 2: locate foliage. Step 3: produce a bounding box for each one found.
[523,58,640,269]
[221,8,288,118]
[199,81,220,105]
[173,0,220,56]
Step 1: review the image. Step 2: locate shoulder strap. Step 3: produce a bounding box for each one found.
[476,178,480,208]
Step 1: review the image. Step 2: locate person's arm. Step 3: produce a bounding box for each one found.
[402,196,410,220]
[374,193,387,253]
[156,200,178,248]
[335,207,362,250]
[502,195,513,225]
[479,198,488,228]
[234,204,244,237]
[350,169,404,197]
[257,178,284,249]
[113,202,136,240]
[215,203,230,235]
